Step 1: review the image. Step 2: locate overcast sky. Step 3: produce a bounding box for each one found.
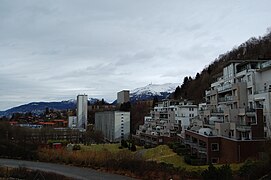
[0,0,271,110]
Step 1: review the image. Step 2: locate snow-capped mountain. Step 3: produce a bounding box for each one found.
[130,83,179,102]
[0,101,77,117]
[0,98,101,117]
[0,83,179,117]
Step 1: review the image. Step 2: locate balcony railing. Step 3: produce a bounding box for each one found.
[218,96,233,102]
[184,140,207,153]
[261,60,271,69]
[211,109,224,113]
[217,84,232,92]
[236,125,251,132]
[246,108,255,112]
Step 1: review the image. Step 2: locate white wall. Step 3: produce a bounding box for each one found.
[114,111,130,141]
[77,95,88,129]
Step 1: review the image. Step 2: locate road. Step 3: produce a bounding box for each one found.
[0,158,135,180]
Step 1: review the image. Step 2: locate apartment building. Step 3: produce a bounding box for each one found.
[183,59,271,164]
[117,90,130,104]
[77,94,88,129]
[133,100,198,146]
[204,59,271,138]
[95,111,130,142]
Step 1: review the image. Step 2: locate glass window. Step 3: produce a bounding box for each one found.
[211,143,219,151]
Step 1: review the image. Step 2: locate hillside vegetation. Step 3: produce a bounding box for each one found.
[173,29,271,104]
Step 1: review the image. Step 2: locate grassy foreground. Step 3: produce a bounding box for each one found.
[142,145,242,172]
[80,144,242,172]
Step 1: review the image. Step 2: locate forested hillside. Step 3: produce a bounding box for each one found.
[173,30,271,104]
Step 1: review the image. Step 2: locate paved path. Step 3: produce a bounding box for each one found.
[0,158,135,180]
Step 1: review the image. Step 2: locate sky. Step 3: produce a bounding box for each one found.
[0,0,271,110]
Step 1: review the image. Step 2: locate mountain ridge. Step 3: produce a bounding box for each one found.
[130,83,179,102]
[0,83,178,117]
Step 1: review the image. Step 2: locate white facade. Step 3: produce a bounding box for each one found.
[136,100,198,137]
[68,116,77,128]
[202,59,271,139]
[77,94,88,129]
[95,111,130,142]
[175,102,198,133]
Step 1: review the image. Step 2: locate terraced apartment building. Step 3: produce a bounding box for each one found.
[184,59,271,164]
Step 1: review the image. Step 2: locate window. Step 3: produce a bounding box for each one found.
[211,143,219,151]
[247,87,253,95]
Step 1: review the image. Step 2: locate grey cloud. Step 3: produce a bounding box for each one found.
[1,0,271,110]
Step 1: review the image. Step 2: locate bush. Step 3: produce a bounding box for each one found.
[167,142,174,149]
[131,143,136,152]
[73,144,81,151]
[184,155,191,165]
[176,147,188,155]
[121,140,128,148]
[10,166,28,179]
[238,160,271,180]
[202,163,233,180]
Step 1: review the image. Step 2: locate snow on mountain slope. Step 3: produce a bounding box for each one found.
[130,83,179,102]
[131,83,179,96]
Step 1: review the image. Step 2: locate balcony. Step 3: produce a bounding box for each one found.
[245,108,256,117]
[184,140,207,153]
[218,96,233,102]
[210,109,224,116]
[217,84,232,93]
[261,60,271,69]
[236,125,251,132]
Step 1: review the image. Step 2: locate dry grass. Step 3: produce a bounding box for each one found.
[143,145,243,171]
[38,144,243,175]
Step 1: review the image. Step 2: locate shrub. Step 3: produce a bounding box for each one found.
[121,140,128,148]
[202,163,233,180]
[184,155,191,165]
[73,144,81,151]
[176,147,188,155]
[238,160,271,180]
[131,143,136,152]
[10,166,29,179]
